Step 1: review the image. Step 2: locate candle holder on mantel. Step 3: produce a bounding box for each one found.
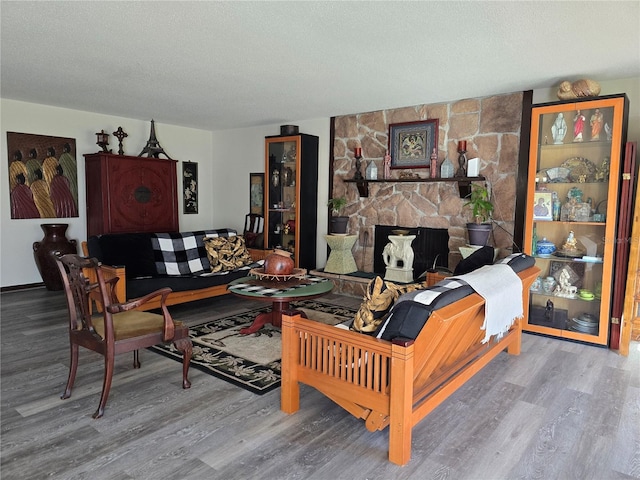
[455,140,467,177]
[353,147,364,181]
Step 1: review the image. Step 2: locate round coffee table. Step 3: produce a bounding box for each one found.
[227,276,334,334]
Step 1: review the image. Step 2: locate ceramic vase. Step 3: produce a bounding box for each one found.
[33,223,77,291]
[263,249,294,275]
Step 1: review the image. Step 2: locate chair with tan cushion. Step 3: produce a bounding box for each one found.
[55,253,192,418]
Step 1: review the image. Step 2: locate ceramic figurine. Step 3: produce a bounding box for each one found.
[573,110,585,142]
[556,79,601,100]
[551,113,567,144]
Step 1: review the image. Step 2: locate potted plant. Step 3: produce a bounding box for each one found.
[327,197,348,234]
[463,184,494,246]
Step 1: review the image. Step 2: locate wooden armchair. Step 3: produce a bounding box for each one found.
[55,253,192,418]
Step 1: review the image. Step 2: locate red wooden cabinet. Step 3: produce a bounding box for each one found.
[84,153,178,236]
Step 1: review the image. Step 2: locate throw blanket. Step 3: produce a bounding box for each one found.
[452,264,523,343]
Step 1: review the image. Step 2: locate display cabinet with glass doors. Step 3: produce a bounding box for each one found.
[264,134,319,270]
[522,94,628,345]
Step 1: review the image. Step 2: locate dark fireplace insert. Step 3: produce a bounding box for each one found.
[373,225,450,280]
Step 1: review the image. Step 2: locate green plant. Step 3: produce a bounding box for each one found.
[463,184,494,224]
[327,197,347,216]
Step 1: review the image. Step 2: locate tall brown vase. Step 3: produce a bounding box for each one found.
[33,224,78,290]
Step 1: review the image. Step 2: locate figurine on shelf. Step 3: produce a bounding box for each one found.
[595,157,610,182]
[429,148,438,178]
[562,230,579,253]
[553,268,578,298]
[573,110,585,142]
[551,113,567,144]
[383,151,392,179]
[590,109,604,140]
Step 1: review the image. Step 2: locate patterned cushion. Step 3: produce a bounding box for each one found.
[151,229,236,276]
[351,276,426,334]
[203,235,253,273]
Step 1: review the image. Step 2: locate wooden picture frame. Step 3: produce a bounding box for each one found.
[388,119,438,169]
[250,172,264,215]
[533,191,553,221]
[182,161,198,214]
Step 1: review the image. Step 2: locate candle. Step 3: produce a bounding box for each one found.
[458,140,467,152]
[354,147,362,157]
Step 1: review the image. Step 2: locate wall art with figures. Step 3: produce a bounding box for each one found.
[7,132,78,219]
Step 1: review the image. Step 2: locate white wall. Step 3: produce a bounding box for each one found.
[1,99,214,288]
[211,119,331,268]
[3,77,636,288]
[0,99,331,288]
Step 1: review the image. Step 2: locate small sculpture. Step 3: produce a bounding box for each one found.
[557,79,601,100]
[554,268,578,298]
[139,120,172,159]
[595,157,610,182]
[383,151,392,179]
[561,230,579,253]
[551,113,567,144]
[112,126,128,155]
[573,110,585,142]
[590,109,604,141]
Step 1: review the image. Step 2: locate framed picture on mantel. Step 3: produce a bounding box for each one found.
[389,119,438,169]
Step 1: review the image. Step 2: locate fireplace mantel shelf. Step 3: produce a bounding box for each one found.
[344,176,485,198]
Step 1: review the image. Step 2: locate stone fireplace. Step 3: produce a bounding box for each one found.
[331,91,525,272]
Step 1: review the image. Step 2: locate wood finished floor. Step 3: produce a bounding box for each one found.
[1,287,639,480]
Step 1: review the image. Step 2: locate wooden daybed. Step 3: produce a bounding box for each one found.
[281,264,539,465]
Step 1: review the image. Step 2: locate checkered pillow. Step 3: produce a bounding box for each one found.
[151,229,237,276]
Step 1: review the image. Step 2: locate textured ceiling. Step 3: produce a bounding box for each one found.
[2,1,639,131]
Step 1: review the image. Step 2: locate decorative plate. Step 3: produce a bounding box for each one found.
[249,267,307,281]
[560,157,597,182]
[545,166,571,183]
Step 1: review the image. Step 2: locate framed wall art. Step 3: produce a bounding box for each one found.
[388,119,438,169]
[250,172,264,215]
[182,161,198,214]
[7,132,78,219]
[533,191,553,221]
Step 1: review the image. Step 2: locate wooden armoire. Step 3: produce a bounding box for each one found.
[84,153,178,236]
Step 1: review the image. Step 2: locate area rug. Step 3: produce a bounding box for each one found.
[149,299,357,395]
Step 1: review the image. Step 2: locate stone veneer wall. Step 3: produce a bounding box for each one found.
[332,91,524,272]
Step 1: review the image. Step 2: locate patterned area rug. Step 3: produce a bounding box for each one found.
[149,299,357,395]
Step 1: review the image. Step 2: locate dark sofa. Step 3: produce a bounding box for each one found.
[83,229,261,310]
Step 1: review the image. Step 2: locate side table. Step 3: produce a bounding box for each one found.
[324,234,357,274]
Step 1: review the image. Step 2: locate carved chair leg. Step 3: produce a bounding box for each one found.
[61,342,79,400]
[174,338,192,389]
[93,351,115,419]
[133,349,140,368]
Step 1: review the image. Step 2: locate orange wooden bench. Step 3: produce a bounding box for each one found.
[281,265,539,465]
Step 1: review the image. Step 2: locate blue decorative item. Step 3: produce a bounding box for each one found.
[536,237,556,257]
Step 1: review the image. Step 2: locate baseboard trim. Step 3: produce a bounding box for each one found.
[1,282,45,292]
